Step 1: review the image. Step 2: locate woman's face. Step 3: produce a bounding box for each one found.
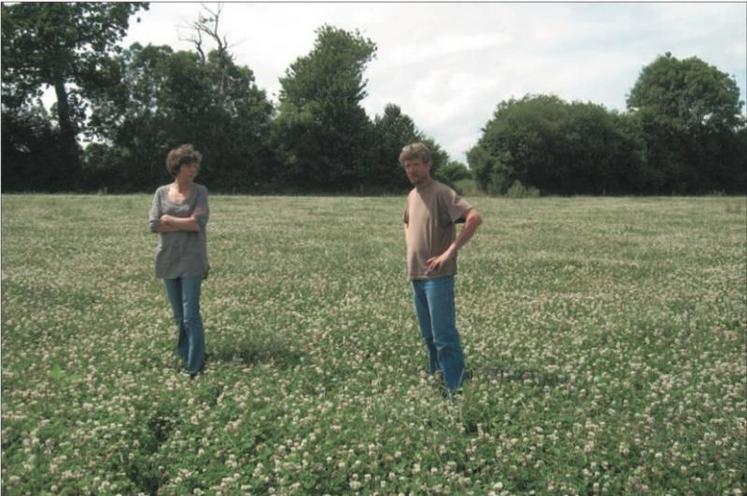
[176,161,199,182]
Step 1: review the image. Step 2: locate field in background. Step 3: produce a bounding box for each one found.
[2,194,745,495]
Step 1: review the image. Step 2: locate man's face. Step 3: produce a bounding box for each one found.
[403,158,431,186]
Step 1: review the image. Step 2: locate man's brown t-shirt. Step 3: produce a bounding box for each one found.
[403,179,473,280]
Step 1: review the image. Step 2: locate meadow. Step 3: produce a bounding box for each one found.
[1,194,745,496]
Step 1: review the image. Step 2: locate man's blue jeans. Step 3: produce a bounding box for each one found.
[411,275,466,391]
[164,275,205,375]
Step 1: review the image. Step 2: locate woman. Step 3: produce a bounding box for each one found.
[148,144,210,378]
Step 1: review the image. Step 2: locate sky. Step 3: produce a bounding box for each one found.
[122,2,747,163]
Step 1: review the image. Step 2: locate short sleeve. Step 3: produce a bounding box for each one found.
[442,187,472,224]
[194,185,209,230]
[148,188,162,233]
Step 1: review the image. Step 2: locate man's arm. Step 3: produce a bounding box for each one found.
[425,207,482,274]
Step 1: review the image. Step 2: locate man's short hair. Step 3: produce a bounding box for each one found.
[399,142,431,165]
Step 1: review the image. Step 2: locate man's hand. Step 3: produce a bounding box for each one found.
[425,246,456,274]
[424,208,483,274]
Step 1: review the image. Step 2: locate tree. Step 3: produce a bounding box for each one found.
[1,2,148,188]
[370,104,419,191]
[82,43,178,191]
[626,53,745,193]
[80,4,276,193]
[271,25,377,191]
[468,95,642,195]
[368,104,452,192]
[628,52,742,131]
[1,105,63,191]
[435,161,472,191]
[181,3,230,65]
[82,40,276,192]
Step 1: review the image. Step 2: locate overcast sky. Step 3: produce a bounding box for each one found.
[123,2,747,163]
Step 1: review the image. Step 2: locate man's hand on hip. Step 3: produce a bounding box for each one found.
[425,246,456,274]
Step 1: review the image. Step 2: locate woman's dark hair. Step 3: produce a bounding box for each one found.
[166,144,202,177]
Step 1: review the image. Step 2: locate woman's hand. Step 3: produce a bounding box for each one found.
[190,207,206,221]
[158,214,199,232]
[160,214,175,225]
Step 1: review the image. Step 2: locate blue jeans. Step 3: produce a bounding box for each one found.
[411,275,466,391]
[164,276,205,375]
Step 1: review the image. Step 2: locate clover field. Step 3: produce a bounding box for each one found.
[2,194,745,495]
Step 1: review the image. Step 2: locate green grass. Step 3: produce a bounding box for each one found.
[2,194,745,495]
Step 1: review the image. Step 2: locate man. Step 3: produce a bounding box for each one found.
[401,142,482,395]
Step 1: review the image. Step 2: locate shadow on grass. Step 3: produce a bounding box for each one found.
[474,364,566,387]
[209,339,302,369]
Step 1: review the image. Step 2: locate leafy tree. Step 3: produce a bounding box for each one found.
[435,160,472,190]
[83,41,276,192]
[369,104,452,192]
[82,43,177,191]
[628,52,742,130]
[369,104,419,191]
[468,95,642,195]
[1,105,64,191]
[271,25,377,191]
[1,2,148,188]
[627,53,745,193]
[369,104,424,191]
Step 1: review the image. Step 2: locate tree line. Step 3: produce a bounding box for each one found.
[2,3,745,195]
[469,55,746,195]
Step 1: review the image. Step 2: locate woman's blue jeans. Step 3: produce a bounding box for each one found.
[163,275,205,375]
[411,275,466,391]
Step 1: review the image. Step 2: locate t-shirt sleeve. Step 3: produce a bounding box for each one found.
[194,186,209,231]
[443,188,472,224]
[148,188,162,233]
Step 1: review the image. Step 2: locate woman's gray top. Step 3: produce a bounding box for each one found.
[148,184,210,279]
